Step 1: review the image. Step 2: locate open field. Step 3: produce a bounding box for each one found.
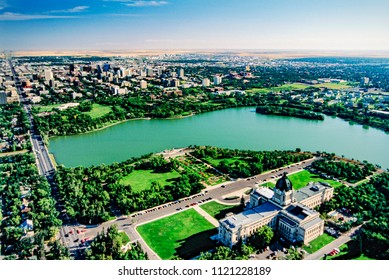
[200,201,242,220]
[312,82,353,90]
[288,170,343,190]
[303,233,336,254]
[137,209,217,259]
[247,82,353,94]
[84,104,112,119]
[119,169,180,192]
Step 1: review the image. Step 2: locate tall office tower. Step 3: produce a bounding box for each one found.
[214,75,222,85]
[178,68,184,78]
[146,68,154,77]
[44,69,53,81]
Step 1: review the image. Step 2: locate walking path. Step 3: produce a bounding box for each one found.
[192,205,220,227]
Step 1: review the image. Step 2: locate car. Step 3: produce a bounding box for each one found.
[74,239,79,242]
[77,229,81,234]
[69,230,73,234]
[221,185,226,188]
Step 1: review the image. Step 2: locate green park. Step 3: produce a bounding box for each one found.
[137,209,217,259]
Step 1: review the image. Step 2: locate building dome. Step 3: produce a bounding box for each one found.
[275,172,293,192]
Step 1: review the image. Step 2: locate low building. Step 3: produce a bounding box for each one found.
[218,173,333,247]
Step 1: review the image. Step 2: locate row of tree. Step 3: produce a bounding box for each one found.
[312,158,375,183]
[256,105,324,120]
[191,146,312,178]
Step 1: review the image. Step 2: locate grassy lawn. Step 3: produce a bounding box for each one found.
[288,170,343,190]
[119,231,130,245]
[200,201,242,220]
[137,209,217,259]
[203,156,249,169]
[247,82,352,94]
[261,181,275,188]
[119,169,180,192]
[84,104,112,119]
[312,82,352,90]
[303,233,335,254]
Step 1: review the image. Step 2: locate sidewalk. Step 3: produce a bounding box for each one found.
[192,205,220,227]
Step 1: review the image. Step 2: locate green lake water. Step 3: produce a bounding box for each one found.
[49,107,389,168]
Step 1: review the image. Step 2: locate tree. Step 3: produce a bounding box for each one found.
[248,226,274,250]
[47,240,71,260]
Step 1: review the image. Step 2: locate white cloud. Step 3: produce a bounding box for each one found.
[0,12,77,21]
[104,0,168,5]
[49,6,89,13]
[124,1,168,7]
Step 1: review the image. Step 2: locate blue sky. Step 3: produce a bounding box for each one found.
[0,0,388,51]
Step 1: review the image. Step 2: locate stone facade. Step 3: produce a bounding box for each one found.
[218,173,333,247]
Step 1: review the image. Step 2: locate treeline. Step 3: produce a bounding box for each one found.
[320,103,389,132]
[320,173,389,259]
[311,158,376,183]
[0,104,31,152]
[85,226,148,260]
[191,146,312,178]
[55,155,204,224]
[33,94,243,136]
[256,105,324,120]
[0,153,61,258]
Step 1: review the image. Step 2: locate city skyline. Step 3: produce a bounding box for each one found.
[1,0,389,51]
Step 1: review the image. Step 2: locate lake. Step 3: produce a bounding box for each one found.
[49,107,389,168]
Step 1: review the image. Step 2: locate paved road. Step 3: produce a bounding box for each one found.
[8,59,55,177]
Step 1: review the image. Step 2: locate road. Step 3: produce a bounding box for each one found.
[8,60,55,177]
[65,156,318,259]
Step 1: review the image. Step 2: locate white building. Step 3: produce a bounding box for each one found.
[178,68,185,78]
[214,75,222,85]
[202,78,210,87]
[140,80,147,89]
[218,173,333,247]
[44,69,53,81]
